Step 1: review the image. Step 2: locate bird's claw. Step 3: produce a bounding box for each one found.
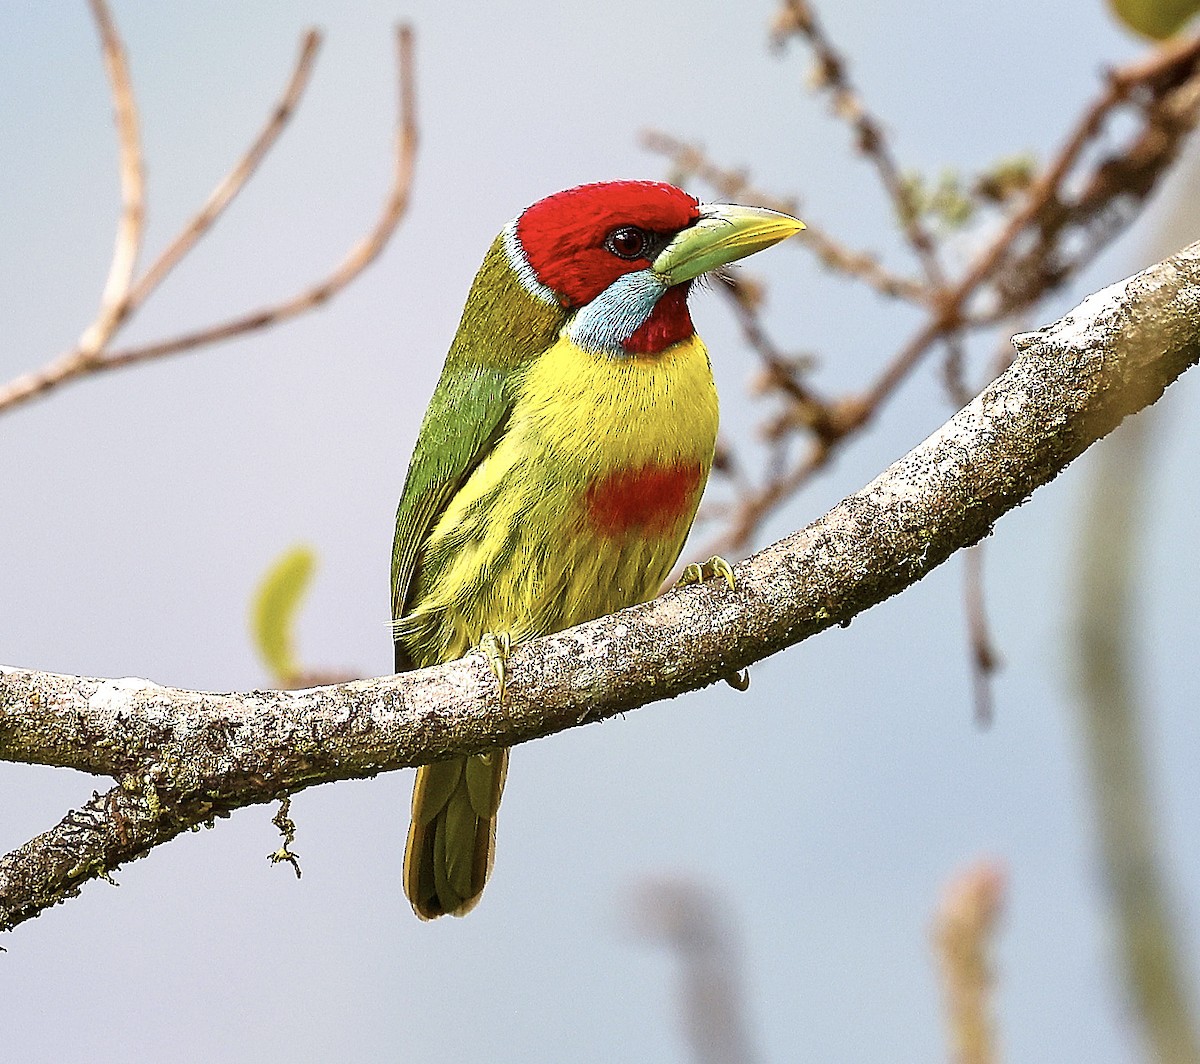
[676,555,736,592]
[479,631,513,703]
[675,558,746,690]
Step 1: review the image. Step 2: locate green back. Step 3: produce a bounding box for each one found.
[390,234,563,660]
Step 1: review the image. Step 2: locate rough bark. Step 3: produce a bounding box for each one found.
[2,241,1198,931]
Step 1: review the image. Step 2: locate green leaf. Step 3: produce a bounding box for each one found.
[1110,0,1200,39]
[250,544,316,685]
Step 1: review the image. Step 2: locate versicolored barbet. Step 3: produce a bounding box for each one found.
[391,181,804,918]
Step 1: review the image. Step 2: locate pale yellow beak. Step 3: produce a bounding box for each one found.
[652,203,805,286]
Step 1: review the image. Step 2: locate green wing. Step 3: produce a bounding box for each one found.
[391,234,562,666]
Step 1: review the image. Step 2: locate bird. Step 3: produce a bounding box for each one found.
[391,180,804,919]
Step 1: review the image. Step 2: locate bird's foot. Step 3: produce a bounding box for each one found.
[676,558,747,690]
[676,555,736,592]
[478,631,513,703]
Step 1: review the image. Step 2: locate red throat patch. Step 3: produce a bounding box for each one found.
[624,283,694,355]
[584,462,703,535]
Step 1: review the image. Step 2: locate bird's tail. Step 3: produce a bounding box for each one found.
[403,748,509,919]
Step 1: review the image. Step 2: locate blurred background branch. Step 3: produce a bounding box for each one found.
[631,879,761,1064]
[932,861,1006,1064]
[1073,411,1200,1063]
[1067,94,1200,1061]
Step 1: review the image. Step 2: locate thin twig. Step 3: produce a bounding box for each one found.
[719,273,832,423]
[126,31,323,311]
[703,443,827,557]
[81,0,145,358]
[941,341,973,410]
[705,32,1200,555]
[803,220,929,302]
[101,25,418,370]
[643,129,926,304]
[0,20,418,415]
[963,544,1000,727]
[640,129,798,214]
[771,0,948,287]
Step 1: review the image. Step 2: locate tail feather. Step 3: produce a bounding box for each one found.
[403,749,509,919]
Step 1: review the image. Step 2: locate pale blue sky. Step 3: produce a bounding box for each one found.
[2,2,1198,1062]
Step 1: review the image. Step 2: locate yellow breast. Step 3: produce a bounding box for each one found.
[399,332,719,664]
[510,331,719,476]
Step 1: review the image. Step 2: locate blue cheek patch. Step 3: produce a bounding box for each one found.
[567,269,667,356]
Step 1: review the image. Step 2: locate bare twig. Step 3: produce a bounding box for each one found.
[80,0,145,357]
[704,441,829,557]
[961,327,1022,725]
[803,220,929,302]
[125,31,323,311]
[2,242,1198,930]
[641,129,798,215]
[643,130,926,304]
[0,17,418,415]
[770,0,949,288]
[963,544,1000,728]
[101,25,418,371]
[691,32,1200,556]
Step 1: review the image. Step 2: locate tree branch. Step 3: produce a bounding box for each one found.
[2,241,1198,931]
[771,0,949,287]
[0,786,185,932]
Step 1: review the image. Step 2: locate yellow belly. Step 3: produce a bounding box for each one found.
[396,332,719,666]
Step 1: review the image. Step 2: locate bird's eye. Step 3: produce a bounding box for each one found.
[605,226,648,260]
